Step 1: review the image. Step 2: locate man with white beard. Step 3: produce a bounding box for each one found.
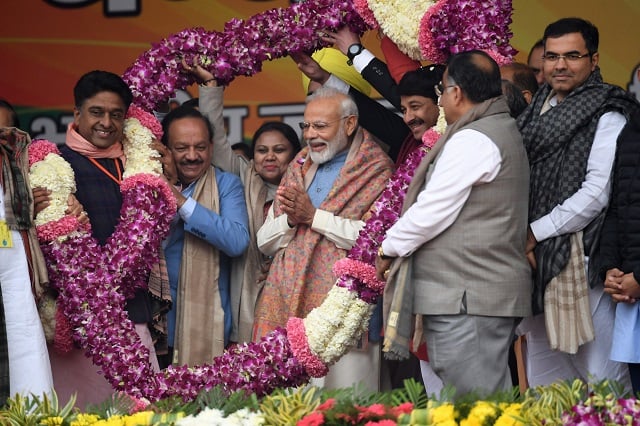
[254,87,393,391]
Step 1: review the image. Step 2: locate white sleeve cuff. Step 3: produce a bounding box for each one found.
[352,49,375,74]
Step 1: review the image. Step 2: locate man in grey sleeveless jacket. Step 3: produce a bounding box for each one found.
[376,50,532,397]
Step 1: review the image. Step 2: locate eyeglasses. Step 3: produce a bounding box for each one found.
[542,52,592,62]
[434,82,457,97]
[298,116,352,132]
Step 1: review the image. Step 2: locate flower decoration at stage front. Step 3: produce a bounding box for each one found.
[419,0,517,63]
[366,0,436,60]
[122,0,368,111]
[287,108,447,376]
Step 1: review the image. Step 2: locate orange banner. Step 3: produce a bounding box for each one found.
[1,0,639,144]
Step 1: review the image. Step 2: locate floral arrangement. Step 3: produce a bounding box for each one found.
[122,0,368,110]
[352,0,516,64]
[6,378,633,426]
[31,113,308,401]
[367,0,437,60]
[418,0,517,64]
[29,113,175,393]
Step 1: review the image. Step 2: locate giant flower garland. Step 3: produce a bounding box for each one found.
[354,0,517,63]
[367,0,437,60]
[33,0,517,402]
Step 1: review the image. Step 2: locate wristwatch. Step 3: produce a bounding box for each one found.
[346,43,364,65]
[377,245,393,260]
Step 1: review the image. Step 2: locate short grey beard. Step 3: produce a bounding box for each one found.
[307,124,350,164]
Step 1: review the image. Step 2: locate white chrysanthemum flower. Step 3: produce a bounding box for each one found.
[29,154,76,225]
[320,300,371,362]
[305,286,357,353]
[176,408,225,425]
[368,0,435,60]
[122,118,163,178]
[434,107,447,134]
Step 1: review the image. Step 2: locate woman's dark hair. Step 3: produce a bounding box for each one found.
[251,121,301,155]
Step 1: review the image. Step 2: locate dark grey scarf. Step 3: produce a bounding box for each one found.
[518,68,638,314]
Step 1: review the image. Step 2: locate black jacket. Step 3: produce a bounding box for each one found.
[600,111,640,281]
[348,57,412,163]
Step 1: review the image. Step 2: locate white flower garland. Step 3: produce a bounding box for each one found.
[176,408,265,426]
[29,154,76,227]
[367,0,436,60]
[122,118,163,178]
[303,286,372,364]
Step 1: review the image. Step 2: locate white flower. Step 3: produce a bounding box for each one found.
[321,299,371,362]
[176,408,225,425]
[368,0,435,60]
[176,408,265,426]
[122,118,163,178]
[434,107,447,134]
[29,153,76,226]
[305,286,357,354]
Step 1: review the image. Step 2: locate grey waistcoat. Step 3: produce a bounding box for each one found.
[412,112,532,317]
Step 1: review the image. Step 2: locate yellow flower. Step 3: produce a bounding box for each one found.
[122,411,154,426]
[93,415,123,426]
[468,401,497,422]
[494,403,523,426]
[430,403,456,425]
[71,413,102,426]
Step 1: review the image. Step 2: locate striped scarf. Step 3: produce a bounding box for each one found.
[518,68,638,314]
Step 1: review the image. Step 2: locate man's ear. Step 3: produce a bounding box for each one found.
[345,115,358,136]
[522,90,533,104]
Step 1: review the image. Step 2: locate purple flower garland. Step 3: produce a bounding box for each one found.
[122,0,368,110]
[419,0,516,63]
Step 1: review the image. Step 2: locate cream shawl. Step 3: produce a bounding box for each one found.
[173,166,224,365]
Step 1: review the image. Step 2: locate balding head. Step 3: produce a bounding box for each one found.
[446,50,502,103]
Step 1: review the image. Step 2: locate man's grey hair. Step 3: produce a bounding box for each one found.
[306,86,359,117]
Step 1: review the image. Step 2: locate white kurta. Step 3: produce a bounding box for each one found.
[0,185,53,397]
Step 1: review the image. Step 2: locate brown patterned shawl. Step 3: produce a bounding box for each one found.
[252,131,393,339]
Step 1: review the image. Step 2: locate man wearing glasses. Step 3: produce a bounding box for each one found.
[254,87,393,391]
[518,17,638,390]
[376,50,531,396]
